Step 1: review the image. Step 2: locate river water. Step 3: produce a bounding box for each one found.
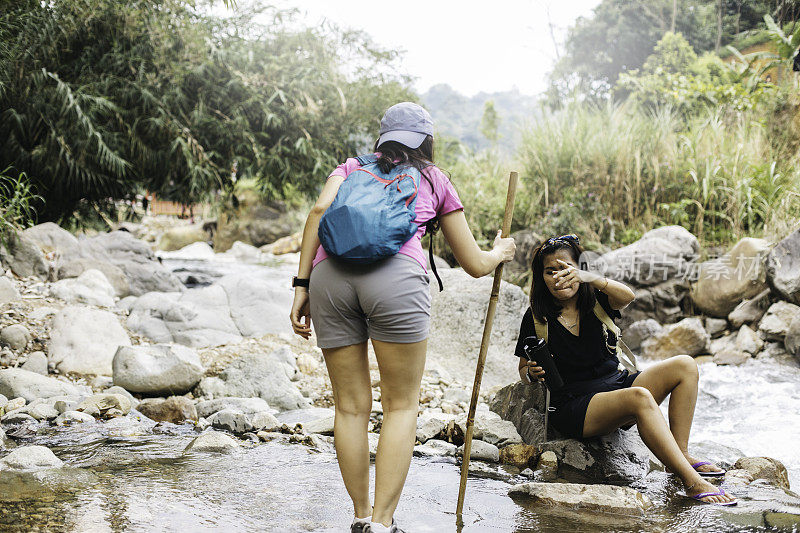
[2,251,797,532]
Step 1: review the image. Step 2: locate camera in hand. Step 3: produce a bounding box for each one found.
[522,336,564,391]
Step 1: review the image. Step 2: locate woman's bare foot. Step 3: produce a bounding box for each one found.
[686,479,737,504]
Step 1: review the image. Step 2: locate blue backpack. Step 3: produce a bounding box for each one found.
[318,154,444,290]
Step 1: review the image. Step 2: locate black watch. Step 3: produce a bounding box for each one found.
[292,276,310,288]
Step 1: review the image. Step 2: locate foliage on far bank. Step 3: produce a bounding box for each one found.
[0,0,413,223]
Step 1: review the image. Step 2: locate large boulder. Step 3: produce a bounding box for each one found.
[56,258,130,297]
[126,286,242,348]
[758,301,800,342]
[156,224,209,252]
[454,410,523,447]
[622,319,663,351]
[596,226,699,287]
[112,344,204,395]
[428,268,528,390]
[0,231,48,279]
[640,317,709,360]
[0,369,80,403]
[213,193,298,252]
[786,316,800,358]
[616,279,691,330]
[22,222,82,258]
[509,482,652,517]
[691,238,770,317]
[48,306,132,375]
[194,347,308,411]
[766,227,800,304]
[79,231,184,296]
[50,269,116,307]
[489,380,649,483]
[216,273,293,337]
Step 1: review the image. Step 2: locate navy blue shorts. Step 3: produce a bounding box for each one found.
[549,369,641,439]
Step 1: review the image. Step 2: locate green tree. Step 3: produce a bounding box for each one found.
[480,100,501,144]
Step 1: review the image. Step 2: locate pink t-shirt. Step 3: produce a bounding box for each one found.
[312,154,464,271]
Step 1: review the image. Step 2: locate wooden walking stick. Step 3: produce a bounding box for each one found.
[456,171,518,520]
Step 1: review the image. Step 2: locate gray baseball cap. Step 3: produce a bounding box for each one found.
[378,102,434,149]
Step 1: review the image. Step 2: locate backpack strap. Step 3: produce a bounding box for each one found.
[532,314,548,343]
[593,301,639,373]
[426,219,444,292]
[355,153,378,166]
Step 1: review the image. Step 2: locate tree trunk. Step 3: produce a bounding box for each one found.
[671,0,677,32]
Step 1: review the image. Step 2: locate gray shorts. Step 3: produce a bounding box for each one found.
[309,254,431,349]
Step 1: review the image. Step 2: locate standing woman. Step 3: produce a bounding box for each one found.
[289,102,516,533]
[516,234,736,506]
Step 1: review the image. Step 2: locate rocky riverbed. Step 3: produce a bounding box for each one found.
[0,219,799,531]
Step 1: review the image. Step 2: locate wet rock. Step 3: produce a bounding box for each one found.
[250,411,280,432]
[112,344,204,395]
[499,443,540,469]
[766,227,800,304]
[713,350,750,366]
[428,268,528,390]
[194,348,309,410]
[103,413,157,437]
[0,276,20,306]
[217,273,294,337]
[540,429,650,484]
[508,482,652,516]
[758,301,800,341]
[0,446,63,469]
[208,409,252,433]
[0,324,31,351]
[156,225,208,252]
[765,511,800,529]
[598,226,699,287]
[535,450,559,481]
[0,369,79,403]
[691,238,769,317]
[728,289,772,328]
[622,319,664,351]
[196,397,272,419]
[57,258,130,298]
[724,468,755,486]
[136,396,197,423]
[0,427,14,449]
[12,398,60,421]
[416,411,458,443]
[54,410,95,426]
[457,439,500,462]
[786,316,800,357]
[50,269,116,308]
[705,317,728,338]
[184,430,240,453]
[76,393,132,418]
[641,317,709,360]
[1,411,37,426]
[733,457,790,490]
[21,352,48,376]
[413,439,457,457]
[48,305,132,375]
[490,380,548,444]
[0,231,48,279]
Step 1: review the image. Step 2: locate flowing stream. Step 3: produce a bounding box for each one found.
[2,253,798,532]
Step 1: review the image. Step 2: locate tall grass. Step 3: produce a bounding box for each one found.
[0,167,42,245]
[516,97,800,248]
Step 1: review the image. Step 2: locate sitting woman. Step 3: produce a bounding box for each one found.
[515,234,736,506]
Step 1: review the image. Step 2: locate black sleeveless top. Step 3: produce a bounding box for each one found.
[514,289,622,383]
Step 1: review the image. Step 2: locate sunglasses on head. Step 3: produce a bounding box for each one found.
[542,234,580,250]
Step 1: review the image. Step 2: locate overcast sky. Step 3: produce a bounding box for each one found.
[270,0,603,97]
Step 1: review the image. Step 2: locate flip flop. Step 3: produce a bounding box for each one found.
[684,488,738,506]
[692,460,726,477]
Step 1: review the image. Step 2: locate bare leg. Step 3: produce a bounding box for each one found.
[632,355,722,474]
[583,387,735,504]
[322,341,373,519]
[371,338,427,527]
